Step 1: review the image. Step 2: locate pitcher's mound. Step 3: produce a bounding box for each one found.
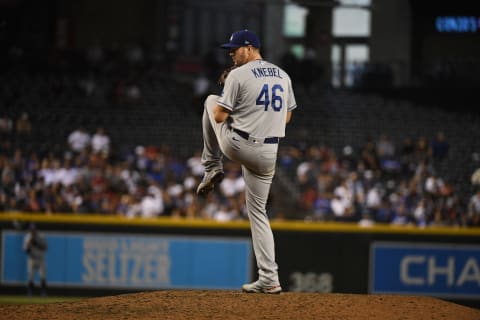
[2,290,479,320]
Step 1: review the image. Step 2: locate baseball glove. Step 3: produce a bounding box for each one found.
[218,66,236,86]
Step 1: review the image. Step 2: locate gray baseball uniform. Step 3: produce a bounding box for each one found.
[201,59,297,288]
[23,226,48,295]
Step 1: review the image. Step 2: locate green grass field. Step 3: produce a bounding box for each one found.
[0,295,83,304]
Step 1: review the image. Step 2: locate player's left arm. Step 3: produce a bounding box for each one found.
[214,105,230,123]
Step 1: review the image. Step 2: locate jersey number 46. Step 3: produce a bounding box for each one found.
[256,84,284,112]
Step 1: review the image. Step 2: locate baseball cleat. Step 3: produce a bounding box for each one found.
[196,169,224,196]
[242,281,282,294]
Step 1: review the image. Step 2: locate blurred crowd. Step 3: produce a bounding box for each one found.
[1,113,480,228]
[279,131,480,227]
[0,116,250,221]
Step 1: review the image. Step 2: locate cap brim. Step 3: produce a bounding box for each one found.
[220,43,241,49]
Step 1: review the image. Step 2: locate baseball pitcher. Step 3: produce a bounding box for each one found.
[197,29,297,294]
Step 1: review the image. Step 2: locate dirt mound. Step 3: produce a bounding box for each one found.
[2,290,479,320]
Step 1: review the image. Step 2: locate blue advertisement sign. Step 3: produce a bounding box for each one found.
[2,231,252,290]
[370,242,480,299]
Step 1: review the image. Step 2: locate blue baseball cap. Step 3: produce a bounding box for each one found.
[220,30,260,49]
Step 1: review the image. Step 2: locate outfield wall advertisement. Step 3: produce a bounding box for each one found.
[369,242,480,299]
[1,231,252,290]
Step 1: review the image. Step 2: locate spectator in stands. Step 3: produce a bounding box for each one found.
[57,158,79,187]
[339,145,357,171]
[278,145,302,173]
[183,189,199,219]
[38,158,55,186]
[365,182,382,220]
[443,189,463,226]
[471,168,480,186]
[296,160,315,188]
[360,137,380,173]
[0,158,16,211]
[67,126,91,154]
[317,164,335,198]
[199,193,221,219]
[414,135,430,163]
[331,178,355,221]
[23,151,40,183]
[0,113,13,135]
[51,186,73,213]
[467,188,480,226]
[399,136,415,175]
[139,182,164,218]
[390,202,411,225]
[412,197,428,227]
[375,197,393,223]
[165,177,185,218]
[312,196,332,221]
[123,182,155,218]
[91,127,111,157]
[26,188,43,213]
[212,198,240,222]
[186,150,205,178]
[429,206,447,227]
[430,131,449,161]
[15,112,32,148]
[424,172,444,200]
[0,113,13,155]
[346,171,366,215]
[15,112,31,133]
[219,170,244,198]
[412,158,433,185]
[301,186,317,217]
[376,134,400,175]
[11,148,25,180]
